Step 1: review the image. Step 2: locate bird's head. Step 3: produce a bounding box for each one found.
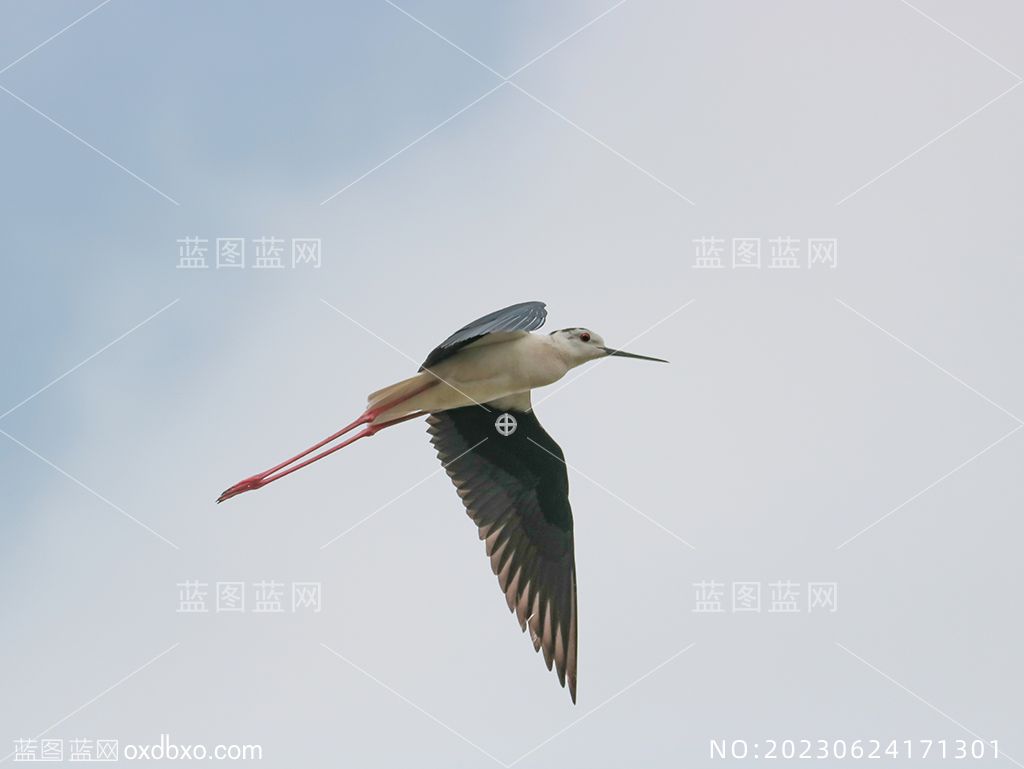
[550,328,668,366]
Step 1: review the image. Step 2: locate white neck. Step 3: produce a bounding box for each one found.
[546,333,602,369]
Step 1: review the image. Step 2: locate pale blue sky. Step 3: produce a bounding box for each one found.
[2,1,1023,767]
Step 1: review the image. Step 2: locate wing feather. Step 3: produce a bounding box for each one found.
[420,301,547,371]
[427,404,578,702]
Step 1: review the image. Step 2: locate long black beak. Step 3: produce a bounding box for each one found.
[600,346,668,363]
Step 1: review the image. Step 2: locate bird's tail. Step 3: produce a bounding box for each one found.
[366,372,434,414]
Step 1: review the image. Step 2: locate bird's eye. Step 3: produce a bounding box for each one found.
[579,332,591,343]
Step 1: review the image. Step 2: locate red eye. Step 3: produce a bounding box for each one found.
[579,332,591,342]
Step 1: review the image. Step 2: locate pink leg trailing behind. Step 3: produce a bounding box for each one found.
[217,381,437,502]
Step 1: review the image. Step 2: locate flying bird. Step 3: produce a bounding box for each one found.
[218,301,667,702]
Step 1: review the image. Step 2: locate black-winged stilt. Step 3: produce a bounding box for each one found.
[218,301,667,701]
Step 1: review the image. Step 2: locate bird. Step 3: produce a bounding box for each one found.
[217,301,667,702]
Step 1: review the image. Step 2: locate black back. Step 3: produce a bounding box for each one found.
[420,301,547,371]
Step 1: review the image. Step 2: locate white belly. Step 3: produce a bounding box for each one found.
[387,334,570,417]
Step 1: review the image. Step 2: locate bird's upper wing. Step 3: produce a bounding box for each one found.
[420,301,547,371]
[426,400,578,702]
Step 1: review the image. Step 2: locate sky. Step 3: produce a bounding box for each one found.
[1,1,1022,767]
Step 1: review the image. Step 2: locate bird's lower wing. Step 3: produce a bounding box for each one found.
[426,404,578,702]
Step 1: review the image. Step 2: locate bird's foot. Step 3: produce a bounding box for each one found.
[217,475,266,503]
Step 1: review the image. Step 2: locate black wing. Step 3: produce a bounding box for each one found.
[420,301,547,371]
[427,405,578,702]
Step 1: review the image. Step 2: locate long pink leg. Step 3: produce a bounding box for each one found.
[217,381,436,503]
[251,410,427,487]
